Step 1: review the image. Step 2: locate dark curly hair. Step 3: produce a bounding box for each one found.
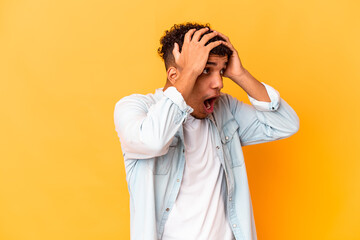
[158,22,233,70]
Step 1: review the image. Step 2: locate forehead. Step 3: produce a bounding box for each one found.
[207,54,228,65]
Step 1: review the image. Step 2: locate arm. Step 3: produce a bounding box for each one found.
[167,27,223,101]
[114,87,192,159]
[215,30,299,145]
[215,30,271,103]
[114,28,224,159]
[225,83,299,146]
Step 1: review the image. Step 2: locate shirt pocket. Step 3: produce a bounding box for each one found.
[152,136,179,175]
[220,118,244,168]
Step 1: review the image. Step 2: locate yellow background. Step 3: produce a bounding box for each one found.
[1,0,359,239]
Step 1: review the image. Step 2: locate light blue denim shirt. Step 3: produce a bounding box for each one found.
[114,82,299,240]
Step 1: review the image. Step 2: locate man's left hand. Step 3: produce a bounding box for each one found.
[215,30,246,80]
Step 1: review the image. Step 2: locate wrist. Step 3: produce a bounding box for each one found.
[180,67,200,79]
[173,68,198,101]
[230,67,248,84]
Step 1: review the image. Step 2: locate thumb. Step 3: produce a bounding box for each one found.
[172,42,180,60]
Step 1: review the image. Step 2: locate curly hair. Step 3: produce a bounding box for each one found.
[157,22,233,70]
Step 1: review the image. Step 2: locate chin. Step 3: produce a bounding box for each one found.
[190,112,208,119]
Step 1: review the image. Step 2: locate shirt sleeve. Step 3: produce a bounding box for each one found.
[114,87,193,159]
[226,82,299,146]
[247,82,280,111]
[163,87,193,114]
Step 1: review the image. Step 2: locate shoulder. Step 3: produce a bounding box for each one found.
[213,93,235,119]
[216,92,243,110]
[114,90,162,112]
[213,92,246,123]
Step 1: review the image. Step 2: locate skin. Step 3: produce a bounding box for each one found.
[179,53,227,119]
[163,27,271,119]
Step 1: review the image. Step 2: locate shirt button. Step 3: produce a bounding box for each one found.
[233,224,237,228]
[177,179,180,182]
[225,136,229,140]
[216,146,220,149]
[166,208,170,212]
[229,197,232,201]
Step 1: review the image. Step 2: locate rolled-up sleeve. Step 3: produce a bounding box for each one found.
[114,87,193,159]
[247,82,280,112]
[227,82,300,146]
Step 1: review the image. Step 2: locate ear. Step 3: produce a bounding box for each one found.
[166,66,178,85]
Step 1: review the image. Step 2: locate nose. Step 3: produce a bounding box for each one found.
[210,73,223,90]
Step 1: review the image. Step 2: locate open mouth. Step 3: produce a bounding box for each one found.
[203,96,218,113]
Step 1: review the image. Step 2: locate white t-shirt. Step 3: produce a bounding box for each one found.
[162,115,234,240]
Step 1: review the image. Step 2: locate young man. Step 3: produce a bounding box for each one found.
[114,23,299,240]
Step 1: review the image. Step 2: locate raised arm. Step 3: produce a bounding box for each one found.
[114,88,192,159]
[224,83,299,146]
[215,30,299,145]
[114,27,224,159]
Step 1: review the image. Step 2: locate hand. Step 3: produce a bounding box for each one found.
[213,30,246,79]
[172,27,223,77]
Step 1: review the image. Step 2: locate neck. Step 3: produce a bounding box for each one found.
[163,81,172,92]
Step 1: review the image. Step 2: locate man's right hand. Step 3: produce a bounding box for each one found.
[173,27,222,77]
[171,27,223,101]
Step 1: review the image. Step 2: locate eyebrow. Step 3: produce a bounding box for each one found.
[206,61,228,67]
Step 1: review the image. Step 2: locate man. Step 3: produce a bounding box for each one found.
[114,22,299,240]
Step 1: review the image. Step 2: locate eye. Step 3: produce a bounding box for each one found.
[202,68,210,74]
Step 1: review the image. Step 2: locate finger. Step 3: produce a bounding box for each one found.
[214,30,230,42]
[218,40,236,52]
[172,42,180,60]
[184,28,197,43]
[199,31,218,45]
[205,40,223,51]
[192,27,210,42]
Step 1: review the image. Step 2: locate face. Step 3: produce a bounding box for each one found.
[187,54,228,119]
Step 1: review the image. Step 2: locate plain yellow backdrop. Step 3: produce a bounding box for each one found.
[1,0,359,239]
